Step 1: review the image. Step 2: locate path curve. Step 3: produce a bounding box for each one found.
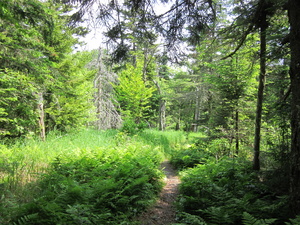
[136,160,180,224]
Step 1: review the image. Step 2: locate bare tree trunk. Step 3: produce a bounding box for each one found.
[253,12,267,171]
[37,92,45,141]
[235,109,239,156]
[153,80,166,131]
[192,86,200,132]
[159,100,166,131]
[288,0,300,215]
[94,49,122,130]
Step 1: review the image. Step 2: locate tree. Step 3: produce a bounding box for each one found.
[288,0,300,215]
[153,79,166,131]
[221,0,280,169]
[56,0,216,62]
[114,55,155,123]
[45,51,96,132]
[0,0,92,138]
[56,0,300,211]
[0,0,54,137]
[93,49,122,130]
[253,0,269,170]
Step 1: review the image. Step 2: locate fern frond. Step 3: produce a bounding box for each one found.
[178,212,207,225]
[204,206,232,224]
[13,213,38,225]
[242,212,276,225]
[285,215,300,225]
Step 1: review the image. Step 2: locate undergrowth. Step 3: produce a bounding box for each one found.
[171,137,294,225]
[0,129,186,224]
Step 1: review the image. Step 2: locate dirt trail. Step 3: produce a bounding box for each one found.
[136,160,181,225]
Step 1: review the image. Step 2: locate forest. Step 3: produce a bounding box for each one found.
[1,0,300,224]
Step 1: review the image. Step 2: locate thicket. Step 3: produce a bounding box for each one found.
[0,129,186,224]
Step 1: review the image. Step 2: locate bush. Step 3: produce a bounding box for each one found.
[170,146,213,170]
[120,118,148,135]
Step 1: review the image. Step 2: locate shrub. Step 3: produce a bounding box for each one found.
[170,146,213,170]
[120,118,148,135]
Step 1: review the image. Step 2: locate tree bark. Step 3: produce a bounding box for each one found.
[192,86,200,132]
[235,109,239,156]
[288,0,300,215]
[37,92,45,141]
[153,80,166,131]
[253,12,267,171]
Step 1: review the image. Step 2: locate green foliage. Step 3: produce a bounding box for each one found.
[175,212,207,225]
[45,51,96,131]
[0,129,186,224]
[176,157,289,224]
[12,213,39,225]
[120,118,148,135]
[171,146,211,170]
[137,129,187,156]
[285,215,300,225]
[0,0,92,138]
[12,150,163,224]
[163,67,199,131]
[191,35,259,154]
[0,69,37,137]
[207,137,233,159]
[242,212,277,225]
[114,55,155,122]
[170,135,237,170]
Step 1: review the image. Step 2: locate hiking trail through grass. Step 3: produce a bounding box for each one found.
[136,160,181,225]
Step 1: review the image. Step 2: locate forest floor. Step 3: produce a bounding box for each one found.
[135,160,181,225]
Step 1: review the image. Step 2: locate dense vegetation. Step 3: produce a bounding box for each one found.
[171,140,295,224]
[1,129,299,224]
[1,0,300,224]
[0,129,186,224]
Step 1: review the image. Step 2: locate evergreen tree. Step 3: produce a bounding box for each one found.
[114,54,155,123]
[0,0,93,138]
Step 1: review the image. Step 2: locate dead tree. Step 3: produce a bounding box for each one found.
[93,49,122,130]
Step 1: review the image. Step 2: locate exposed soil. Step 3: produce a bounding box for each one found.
[136,160,181,225]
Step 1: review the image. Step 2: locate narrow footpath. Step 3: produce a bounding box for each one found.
[136,160,181,224]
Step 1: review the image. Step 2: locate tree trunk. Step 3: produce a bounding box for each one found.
[288,0,300,215]
[235,109,239,156]
[37,92,45,141]
[192,86,200,132]
[94,49,122,130]
[175,116,181,131]
[159,100,166,131]
[253,13,267,171]
[153,80,166,131]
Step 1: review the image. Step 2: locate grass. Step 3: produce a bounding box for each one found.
[0,129,118,189]
[0,128,188,224]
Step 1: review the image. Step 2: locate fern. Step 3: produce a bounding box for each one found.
[242,212,276,225]
[203,206,232,224]
[285,215,300,225]
[177,212,207,225]
[13,213,38,225]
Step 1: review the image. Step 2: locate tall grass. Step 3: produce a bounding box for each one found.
[0,128,188,224]
[136,129,187,156]
[0,129,118,189]
[0,129,189,192]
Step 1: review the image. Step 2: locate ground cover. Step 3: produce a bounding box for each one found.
[170,138,300,225]
[0,129,186,224]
